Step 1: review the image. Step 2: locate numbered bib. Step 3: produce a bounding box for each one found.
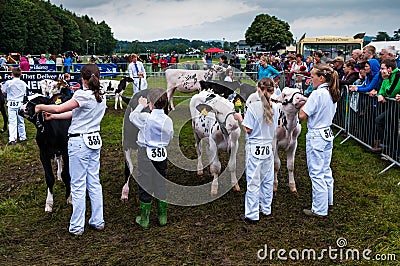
[250,143,272,159]
[82,132,102,149]
[146,147,167,162]
[7,101,22,107]
[319,127,334,141]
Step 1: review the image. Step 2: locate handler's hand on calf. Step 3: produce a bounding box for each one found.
[138,96,148,108]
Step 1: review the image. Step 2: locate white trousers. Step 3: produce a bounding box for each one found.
[132,78,148,94]
[8,106,26,142]
[306,130,334,216]
[68,136,104,234]
[244,144,274,220]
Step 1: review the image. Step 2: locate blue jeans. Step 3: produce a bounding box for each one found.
[68,136,104,234]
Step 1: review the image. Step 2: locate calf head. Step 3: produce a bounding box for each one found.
[205,64,226,80]
[276,87,307,113]
[19,94,66,132]
[57,78,69,90]
[196,93,238,135]
[118,76,134,92]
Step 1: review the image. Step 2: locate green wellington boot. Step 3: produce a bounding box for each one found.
[136,201,151,229]
[158,201,168,226]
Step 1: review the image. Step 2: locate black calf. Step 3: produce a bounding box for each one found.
[19,94,71,212]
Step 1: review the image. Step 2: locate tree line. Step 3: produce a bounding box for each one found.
[3,1,396,57]
[0,0,116,55]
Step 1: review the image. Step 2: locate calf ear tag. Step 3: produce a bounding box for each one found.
[234,98,242,107]
[55,98,62,105]
[196,103,212,115]
[201,108,208,116]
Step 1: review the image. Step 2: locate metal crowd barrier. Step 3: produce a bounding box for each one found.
[332,86,400,174]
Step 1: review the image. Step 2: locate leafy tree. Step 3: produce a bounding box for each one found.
[245,14,293,51]
[376,31,391,41]
[393,29,400,41]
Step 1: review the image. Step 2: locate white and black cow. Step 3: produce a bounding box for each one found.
[190,90,241,196]
[100,76,133,109]
[271,87,307,193]
[19,94,72,212]
[165,64,226,110]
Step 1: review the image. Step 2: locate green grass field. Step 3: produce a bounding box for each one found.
[0,83,399,265]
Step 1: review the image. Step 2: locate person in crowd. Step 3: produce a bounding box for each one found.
[150,54,159,73]
[128,53,147,94]
[234,55,241,71]
[0,67,28,145]
[27,54,34,65]
[129,88,174,228]
[160,56,168,70]
[169,53,177,68]
[224,67,234,82]
[361,45,377,62]
[64,55,73,73]
[332,57,345,80]
[39,54,47,64]
[0,56,7,67]
[349,59,381,94]
[56,54,63,72]
[313,50,324,66]
[290,53,307,74]
[19,56,30,72]
[257,56,280,81]
[305,56,314,72]
[351,49,363,70]
[379,46,400,68]
[60,73,72,97]
[192,60,200,70]
[339,59,359,88]
[34,64,106,236]
[289,53,307,87]
[371,58,400,153]
[299,63,340,217]
[396,94,400,103]
[46,55,56,64]
[233,78,278,223]
[271,57,282,72]
[353,61,367,85]
[219,55,229,68]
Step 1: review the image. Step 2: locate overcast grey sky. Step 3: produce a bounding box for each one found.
[50,0,400,42]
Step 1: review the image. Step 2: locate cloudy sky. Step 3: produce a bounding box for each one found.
[50,0,400,42]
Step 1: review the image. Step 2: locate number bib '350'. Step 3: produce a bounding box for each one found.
[250,143,272,159]
[319,127,334,141]
[146,147,167,162]
[83,132,102,149]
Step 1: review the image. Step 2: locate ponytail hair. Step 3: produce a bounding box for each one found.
[312,63,340,103]
[257,78,274,124]
[80,64,103,102]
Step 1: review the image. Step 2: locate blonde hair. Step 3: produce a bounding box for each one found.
[257,78,275,124]
[311,63,340,103]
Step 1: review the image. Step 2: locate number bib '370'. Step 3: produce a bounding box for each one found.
[250,143,272,160]
[319,127,334,141]
[146,147,167,162]
[83,132,102,149]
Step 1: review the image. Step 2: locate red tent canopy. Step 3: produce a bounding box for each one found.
[204,47,225,53]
